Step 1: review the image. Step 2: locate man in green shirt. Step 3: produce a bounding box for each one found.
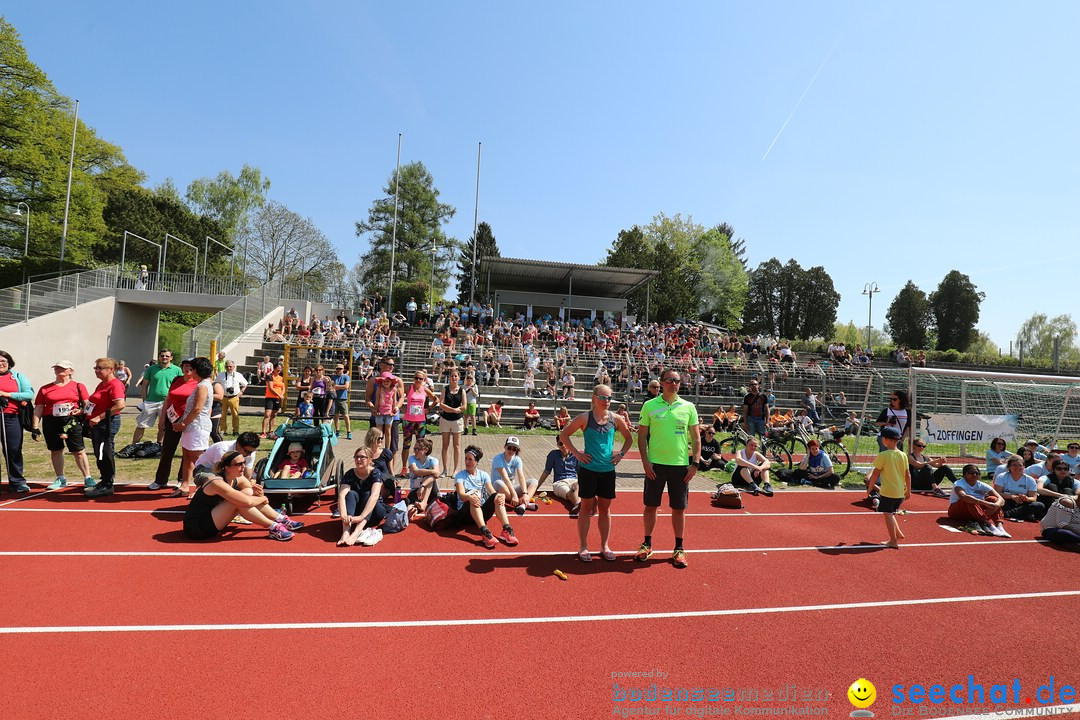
[132,349,183,444]
[636,368,701,568]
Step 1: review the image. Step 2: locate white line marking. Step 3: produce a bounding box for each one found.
[941,704,1080,720]
[2,588,1077,635]
[0,489,55,507]
[0,539,1046,559]
[0,507,941,518]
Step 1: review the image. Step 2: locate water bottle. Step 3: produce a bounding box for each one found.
[393,485,402,504]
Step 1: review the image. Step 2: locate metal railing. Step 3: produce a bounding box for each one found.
[278,282,363,307]
[182,278,285,357]
[116,270,252,296]
[0,266,121,328]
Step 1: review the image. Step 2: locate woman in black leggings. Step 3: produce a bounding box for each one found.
[908,440,957,498]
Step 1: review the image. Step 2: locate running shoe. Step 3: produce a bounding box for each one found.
[233,513,253,525]
[634,543,653,562]
[569,503,580,518]
[346,432,352,440]
[147,481,165,491]
[931,488,949,498]
[992,525,1012,539]
[357,527,375,545]
[84,477,97,489]
[13,483,30,493]
[284,518,305,531]
[747,483,761,496]
[499,527,519,546]
[976,523,995,536]
[47,477,67,490]
[85,484,114,498]
[268,522,294,541]
[672,549,688,568]
[331,506,341,519]
[761,482,774,497]
[514,503,526,516]
[363,529,382,546]
[481,531,497,548]
[525,502,539,511]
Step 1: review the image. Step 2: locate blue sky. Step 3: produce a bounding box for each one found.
[7,1,1079,350]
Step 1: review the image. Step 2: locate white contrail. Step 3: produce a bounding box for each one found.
[761,6,861,161]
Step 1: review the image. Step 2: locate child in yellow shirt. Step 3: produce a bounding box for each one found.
[866,426,911,548]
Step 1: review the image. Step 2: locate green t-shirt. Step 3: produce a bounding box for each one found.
[143,363,183,403]
[874,447,908,498]
[639,395,699,466]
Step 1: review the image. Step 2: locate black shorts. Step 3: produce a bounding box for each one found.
[453,493,496,525]
[644,464,690,510]
[578,467,616,500]
[264,398,281,412]
[42,416,85,453]
[183,510,222,540]
[877,496,904,514]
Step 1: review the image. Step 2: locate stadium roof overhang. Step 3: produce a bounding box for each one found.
[481,257,658,299]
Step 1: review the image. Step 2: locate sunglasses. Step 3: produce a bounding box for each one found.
[595,395,612,402]
[230,460,246,467]
[354,454,372,460]
[662,378,681,384]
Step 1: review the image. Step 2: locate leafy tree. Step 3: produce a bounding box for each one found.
[1015,313,1079,362]
[185,164,270,245]
[456,221,500,304]
[885,280,932,349]
[354,161,458,307]
[967,331,1000,357]
[694,226,747,328]
[101,186,228,275]
[743,258,840,340]
[930,271,984,351]
[240,200,342,288]
[604,213,743,323]
[0,18,141,265]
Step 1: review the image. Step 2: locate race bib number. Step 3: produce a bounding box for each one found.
[166,405,180,423]
[409,403,423,417]
[83,402,96,417]
[313,387,324,396]
[52,402,74,417]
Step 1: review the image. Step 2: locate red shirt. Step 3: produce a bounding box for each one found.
[0,373,18,415]
[164,377,198,424]
[85,378,125,421]
[35,381,89,417]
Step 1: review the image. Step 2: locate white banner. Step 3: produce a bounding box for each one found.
[921,414,1019,443]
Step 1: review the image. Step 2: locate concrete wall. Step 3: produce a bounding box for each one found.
[0,296,120,393]
[109,303,160,383]
[222,306,284,364]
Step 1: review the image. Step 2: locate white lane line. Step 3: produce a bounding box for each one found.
[0,539,1046,559]
[0,489,56,507]
[2,588,1077,635]
[941,704,1080,720]
[0,507,942,518]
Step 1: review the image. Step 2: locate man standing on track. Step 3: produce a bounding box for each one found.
[133,349,182,445]
[636,368,701,568]
[741,379,768,439]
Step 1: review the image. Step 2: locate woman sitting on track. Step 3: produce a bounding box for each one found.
[734,436,774,497]
[336,447,386,547]
[183,450,302,542]
[993,455,1047,522]
[406,437,440,515]
[448,445,518,548]
[908,440,957,498]
[1040,495,1080,548]
[947,463,1010,537]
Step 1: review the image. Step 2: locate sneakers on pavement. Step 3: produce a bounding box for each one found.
[672,549,688,568]
[634,543,653,562]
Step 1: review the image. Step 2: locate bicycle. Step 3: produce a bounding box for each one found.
[718,424,792,470]
[768,421,851,478]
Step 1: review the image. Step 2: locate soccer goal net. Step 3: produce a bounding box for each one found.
[852,365,1080,463]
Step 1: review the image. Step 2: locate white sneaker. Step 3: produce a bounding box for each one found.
[368,529,383,546]
[358,528,375,546]
[993,524,1011,538]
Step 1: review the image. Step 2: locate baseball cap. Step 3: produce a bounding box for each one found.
[504,436,521,448]
[880,426,901,439]
[1024,439,1038,446]
[52,360,74,370]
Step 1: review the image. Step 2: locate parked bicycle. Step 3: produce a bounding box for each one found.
[766,421,851,478]
[719,424,792,469]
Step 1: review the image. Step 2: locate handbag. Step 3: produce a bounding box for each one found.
[425,494,450,529]
[711,483,743,509]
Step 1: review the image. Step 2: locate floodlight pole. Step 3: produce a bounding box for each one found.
[862,282,880,352]
[59,99,80,268]
[470,141,481,305]
[164,233,199,277]
[387,133,402,317]
[15,203,30,256]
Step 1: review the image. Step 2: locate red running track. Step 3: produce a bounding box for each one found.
[3,488,1078,720]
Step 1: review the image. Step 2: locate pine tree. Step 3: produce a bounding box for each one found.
[456,221,499,304]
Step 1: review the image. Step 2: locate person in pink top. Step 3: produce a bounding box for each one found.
[400,370,438,476]
[373,371,402,451]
